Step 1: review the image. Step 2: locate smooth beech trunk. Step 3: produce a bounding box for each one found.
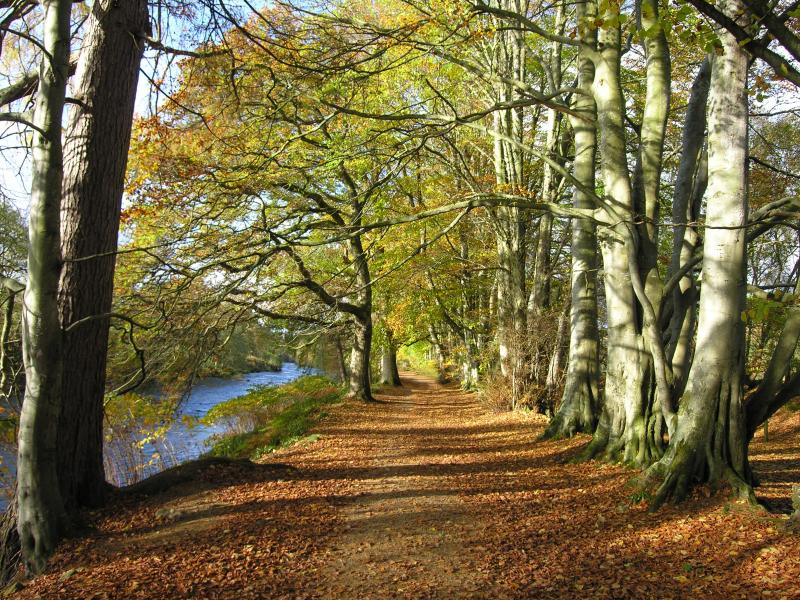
[584,9,656,466]
[16,0,72,573]
[650,0,753,506]
[429,324,448,383]
[489,1,528,390]
[529,4,565,318]
[665,58,711,398]
[545,0,599,439]
[349,314,374,402]
[582,0,673,463]
[57,0,148,512]
[380,329,401,386]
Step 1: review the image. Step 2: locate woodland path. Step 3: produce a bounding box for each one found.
[21,374,800,599]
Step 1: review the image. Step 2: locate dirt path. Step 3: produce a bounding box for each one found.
[312,375,494,597]
[20,373,800,599]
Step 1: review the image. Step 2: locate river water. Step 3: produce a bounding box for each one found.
[0,361,315,509]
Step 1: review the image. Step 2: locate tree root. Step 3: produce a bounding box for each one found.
[648,452,757,512]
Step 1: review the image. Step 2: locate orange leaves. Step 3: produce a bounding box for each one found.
[16,377,800,599]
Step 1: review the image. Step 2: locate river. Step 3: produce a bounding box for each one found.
[0,361,315,509]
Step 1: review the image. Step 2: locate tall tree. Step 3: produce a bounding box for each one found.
[15,0,72,573]
[57,0,149,512]
[543,0,599,439]
[650,0,754,506]
[487,0,530,397]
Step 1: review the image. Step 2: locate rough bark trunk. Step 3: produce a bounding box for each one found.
[0,290,19,400]
[57,0,148,513]
[649,0,753,506]
[0,492,19,586]
[544,0,600,439]
[335,335,348,384]
[16,0,72,573]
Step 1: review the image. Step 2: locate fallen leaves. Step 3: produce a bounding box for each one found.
[14,374,800,599]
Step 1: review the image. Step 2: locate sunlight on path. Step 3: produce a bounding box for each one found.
[312,375,495,597]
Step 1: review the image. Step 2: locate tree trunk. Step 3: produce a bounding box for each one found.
[349,314,374,402]
[490,1,528,393]
[57,0,149,513]
[542,307,568,414]
[335,335,348,383]
[529,4,564,317]
[583,0,673,463]
[0,289,20,401]
[458,229,480,390]
[744,280,800,438]
[664,58,710,398]
[16,0,72,573]
[584,7,656,466]
[429,324,448,383]
[650,0,753,506]
[380,329,401,386]
[545,0,599,439]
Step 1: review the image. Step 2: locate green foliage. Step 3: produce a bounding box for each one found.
[742,294,786,325]
[629,489,652,504]
[205,376,343,459]
[104,392,177,444]
[198,323,285,378]
[398,342,438,378]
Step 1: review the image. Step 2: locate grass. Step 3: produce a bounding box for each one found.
[205,375,343,460]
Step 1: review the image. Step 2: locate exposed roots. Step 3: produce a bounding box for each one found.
[540,413,574,441]
[648,450,757,512]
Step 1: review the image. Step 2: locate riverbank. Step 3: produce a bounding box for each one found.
[0,362,319,508]
[202,375,343,460]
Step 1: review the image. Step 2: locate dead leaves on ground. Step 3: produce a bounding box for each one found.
[16,376,800,599]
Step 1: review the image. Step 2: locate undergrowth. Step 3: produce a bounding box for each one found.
[204,375,343,459]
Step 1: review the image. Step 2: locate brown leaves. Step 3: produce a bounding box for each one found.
[17,375,800,599]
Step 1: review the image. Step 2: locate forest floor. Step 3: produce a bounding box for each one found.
[16,374,800,599]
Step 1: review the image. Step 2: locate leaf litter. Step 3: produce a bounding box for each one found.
[15,374,800,599]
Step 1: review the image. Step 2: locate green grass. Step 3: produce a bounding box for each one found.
[205,375,343,460]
